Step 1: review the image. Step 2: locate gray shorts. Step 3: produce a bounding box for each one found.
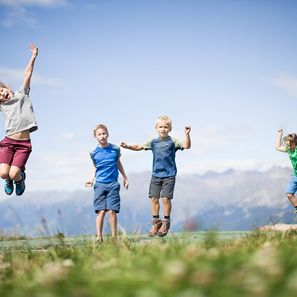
[149,176,176,199]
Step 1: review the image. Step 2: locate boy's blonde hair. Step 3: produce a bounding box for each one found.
[155,115,172,131]
[93,124,109,136]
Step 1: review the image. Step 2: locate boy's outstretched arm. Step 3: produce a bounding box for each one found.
[118,159,129,189]
[23,43,38,90]
[183,126,191,149]
[121,142,144,151]
[276,128,286,152]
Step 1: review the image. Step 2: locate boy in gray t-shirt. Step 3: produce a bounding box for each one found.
[0,43,38,196]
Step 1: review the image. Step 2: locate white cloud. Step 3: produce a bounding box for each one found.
[0,66,62,88]
[0,5,36,27]
[0,0,67,7]
[118,125,255,175]
[182,125,251,155]
[274,74,297,97]
[0,0,68,28]
[27,150,90,191]
[59,132,75,141]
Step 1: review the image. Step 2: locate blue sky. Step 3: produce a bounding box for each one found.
[0,0,297,191]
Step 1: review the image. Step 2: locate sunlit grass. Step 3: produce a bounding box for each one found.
[0,231,297,296]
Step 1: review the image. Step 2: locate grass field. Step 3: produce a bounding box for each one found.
[0,230,297,297]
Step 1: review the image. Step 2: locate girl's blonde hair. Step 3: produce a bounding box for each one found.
[155,115,172,131]
[93,124,109,136]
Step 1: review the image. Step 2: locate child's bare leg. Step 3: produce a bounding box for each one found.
[162,197,172,217]
[108,210,117,237]
[287,194,297,207]
[0,164,10,179]
[9,166,22,181]
[151,197,160,216]
[157,197,172,237]
[96,210,106,240]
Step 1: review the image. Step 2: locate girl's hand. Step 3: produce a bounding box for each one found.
[29,43,38,57]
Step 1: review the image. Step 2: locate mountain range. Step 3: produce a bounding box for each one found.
[0,166,295,236]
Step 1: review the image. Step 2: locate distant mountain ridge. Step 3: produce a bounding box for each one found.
[0,166,294,236]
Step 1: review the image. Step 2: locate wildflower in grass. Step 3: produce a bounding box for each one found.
[183,243,200,259]
[92,258,118,271]
[164,259,187,281]
[206,247,220,260]
[242,273,268,296]
[190,266,215,286]
[248,241,283,278]
[34,259,74,287]
[0,261,10,274]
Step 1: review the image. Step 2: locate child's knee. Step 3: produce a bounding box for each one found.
[9,171,20,181]
[97,210,106,216]
[287,193,295,199]
[0,165,10,179]
[0,171,9,179]
[151,197,159,204]
[163,197,171,204]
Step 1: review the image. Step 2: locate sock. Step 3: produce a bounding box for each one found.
[164,216,170,220]
[153,215,159,219]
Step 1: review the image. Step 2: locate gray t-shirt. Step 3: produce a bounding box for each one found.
[0,87,38,136]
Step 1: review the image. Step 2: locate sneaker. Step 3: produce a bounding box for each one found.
[157,219,171,237]
[15,171,26,196]
[4,179,14,195]
[148,218,162,237]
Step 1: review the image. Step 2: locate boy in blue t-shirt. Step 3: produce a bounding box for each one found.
[86,124,128,242]
[121,115,191,237]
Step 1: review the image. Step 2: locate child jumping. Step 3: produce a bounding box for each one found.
[85,124,129,242]
[121,115,191,237]
[276,128,297,213]
[0,43,38,196]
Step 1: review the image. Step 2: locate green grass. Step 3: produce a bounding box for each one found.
[0,231,297,297]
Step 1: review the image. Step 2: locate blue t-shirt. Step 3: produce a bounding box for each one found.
[90,144,120,183]
[143,136,184,178]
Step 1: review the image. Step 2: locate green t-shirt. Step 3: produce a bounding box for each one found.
[287,147,297,175]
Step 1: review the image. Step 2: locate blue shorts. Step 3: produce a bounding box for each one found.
[285,174,297,194]
[93,180,120,213]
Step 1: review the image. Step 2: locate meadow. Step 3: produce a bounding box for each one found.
[0,231,297,297]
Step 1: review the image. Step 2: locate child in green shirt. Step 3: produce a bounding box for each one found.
[276,128,297,213]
